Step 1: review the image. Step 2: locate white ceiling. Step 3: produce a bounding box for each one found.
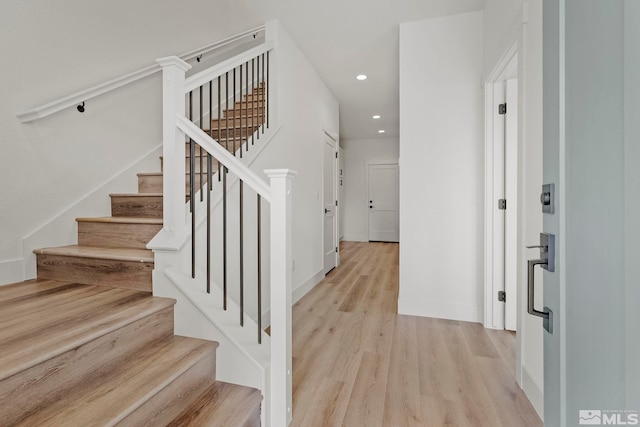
[242,0,486,140]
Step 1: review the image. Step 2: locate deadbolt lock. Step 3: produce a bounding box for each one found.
[541,183,555,214]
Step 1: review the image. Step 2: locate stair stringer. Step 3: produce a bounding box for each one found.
[151,260,271,426]
[21,144,162,281]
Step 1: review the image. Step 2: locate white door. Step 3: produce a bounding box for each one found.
[368,164,399,242]
[323,137,337,274]
[542,2,637,424]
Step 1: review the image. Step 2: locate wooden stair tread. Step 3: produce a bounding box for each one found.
[110,192,162,197]
[0,278,72,303]
[16,335,217,426]
[76,216,163,225]
[185,137,247,143]
[138,172,214,177]
[0,280,174,382]
[168,381,262,427]
[33,245,154,263]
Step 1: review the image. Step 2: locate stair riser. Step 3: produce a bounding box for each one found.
[0,307,174,426]
[161,157,219,174]
[223,109,265,119]
[78,222,162,249]
[208,127,262,139]
[118,349,217,426]
[36,254,153,292]
[243,94,266,102]
[138,174,211,194]
[187,140,250,154]
[211,117,265,129]
[111,196,162,218]
[167,382,262,427]
[234,101,266,110]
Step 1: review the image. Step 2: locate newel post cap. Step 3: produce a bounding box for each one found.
[156,56,192,72]
[265,169,298,179]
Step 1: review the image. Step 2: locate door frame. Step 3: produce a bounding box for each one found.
[484,38,520,331]
[322,130,339,271]
[365,161,399,242]
[338,146,345,242]
[484,7,544,420]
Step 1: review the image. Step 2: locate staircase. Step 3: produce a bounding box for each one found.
[0,86,268,426]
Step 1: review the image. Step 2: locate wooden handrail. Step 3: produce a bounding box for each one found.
[16,25,265,123]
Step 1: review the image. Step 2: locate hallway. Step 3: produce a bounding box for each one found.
[290,241,541,426]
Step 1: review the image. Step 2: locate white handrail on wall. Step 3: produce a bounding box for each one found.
[16,25,265,123]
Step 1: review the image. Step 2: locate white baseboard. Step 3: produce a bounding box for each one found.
[0,259,24,286]
[522,365,544,420]
[261,268,324,328]
[398,298,482,323]
[342,234,368,242]
[293,269,324,304]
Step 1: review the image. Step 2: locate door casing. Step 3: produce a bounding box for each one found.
[322,131,339,274]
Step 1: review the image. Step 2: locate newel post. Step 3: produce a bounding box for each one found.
[156,56,192,243]
[266,168,297,427]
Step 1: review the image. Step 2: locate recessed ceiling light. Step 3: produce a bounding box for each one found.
[356,74,368,81]
[372,115,381,119]
[378,130,386,134]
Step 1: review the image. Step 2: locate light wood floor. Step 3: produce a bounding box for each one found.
[290,241,542,427]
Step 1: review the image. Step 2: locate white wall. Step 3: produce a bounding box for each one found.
[398,11,484,322]
[341,137,399,242]
[273,25,340,298]
[483,0,525,77]
[0,0,262,284]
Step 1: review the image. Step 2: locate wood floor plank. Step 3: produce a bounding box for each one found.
[486,328,518,371]
[298,378,351,427]
[339,311,396,357]
[475,355,543,427]
[444,322,505,427]
[459,320,501,358]
[290,241,542,426]
[337,275,370,312]
[341,351,389,427]
[416,318,462,399]
[324,260,356,285]
[421,395,464,427]
[383,315,422,427]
